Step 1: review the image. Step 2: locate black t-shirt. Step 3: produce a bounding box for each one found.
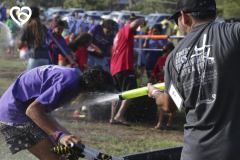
[19,24,49,60]
[165,22,240,160]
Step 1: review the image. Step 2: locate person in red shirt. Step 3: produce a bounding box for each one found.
[110,18,146,126]
[71,33,92,72]
[151,42,176,130]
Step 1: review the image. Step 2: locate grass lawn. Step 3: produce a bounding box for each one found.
[0,26,185,159]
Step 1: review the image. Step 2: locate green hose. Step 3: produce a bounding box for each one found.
[119,83,165,100]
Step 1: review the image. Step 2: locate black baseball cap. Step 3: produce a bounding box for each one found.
[168,0,216,22]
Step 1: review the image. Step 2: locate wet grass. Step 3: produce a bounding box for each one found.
[58,119,184,157]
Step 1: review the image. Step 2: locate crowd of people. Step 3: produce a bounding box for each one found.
[1,0,240,159]
[1,6,182,128]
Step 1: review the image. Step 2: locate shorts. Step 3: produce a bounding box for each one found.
[27,58,49,71]
[88,54,109,72]
[113,70,137,92]
[19,49,29,66]
[0,120,48,154]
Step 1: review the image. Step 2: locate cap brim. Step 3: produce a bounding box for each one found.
[168,12,179,20]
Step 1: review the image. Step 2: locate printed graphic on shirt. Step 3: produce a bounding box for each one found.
[174,34,217,107]
[40,65,66,72]
[113,33,119,54]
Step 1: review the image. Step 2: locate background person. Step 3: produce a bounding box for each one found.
[118,18,126,29]
[39,7,46,22]
[172,24,183,44]
[47,19,76,66]
[0,3,7,22]
[70,33,92,72]
[6,9,18,54]
[143,24,168,84]
[148,0,240,159]
[0,65,114,160]
[151,42,175,130]
[69,12,78,34]
[110,18,146,126]
[88,19,118,72]
[161,17,174,36]
[18,6,49,71]
[75,14,89,34]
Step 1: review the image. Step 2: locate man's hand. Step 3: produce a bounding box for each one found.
[134,70,141,79]
[60,135,82,147]
[147,83,158,98]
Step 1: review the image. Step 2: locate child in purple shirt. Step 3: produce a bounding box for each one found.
[88,19,118,72]
[0,65,114,159]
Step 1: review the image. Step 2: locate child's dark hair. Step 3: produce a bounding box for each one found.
[151,24,163,34]
[79,65,116,92]
[74,33,92,47]
[54,19,65,28]
[68,41,77,52]
[102,19,119,33]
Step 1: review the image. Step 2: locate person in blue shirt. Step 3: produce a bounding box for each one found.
[118,18,126,29]
[75,14,90,34]
[0,3,6,22]
[69,12,78,34]
[143,24,168,83]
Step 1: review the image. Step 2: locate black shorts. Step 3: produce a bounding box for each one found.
[113,70,137,92]
[0,120,48,154]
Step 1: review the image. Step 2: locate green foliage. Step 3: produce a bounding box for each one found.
[223,0,240,18]
[63,0,118,10]
[132,0,178,15]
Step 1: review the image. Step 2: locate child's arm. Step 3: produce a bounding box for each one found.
[83,64,90,69]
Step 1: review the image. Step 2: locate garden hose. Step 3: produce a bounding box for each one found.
[119,82,165,100]
[51,143,121,160]
[51,144,85,159]
[97,153,112,160]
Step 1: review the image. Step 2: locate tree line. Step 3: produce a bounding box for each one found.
[3,0,240,18]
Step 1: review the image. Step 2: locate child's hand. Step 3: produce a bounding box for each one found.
[87,49,95,52]
[95,48,103,55]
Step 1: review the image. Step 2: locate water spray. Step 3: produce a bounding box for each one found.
[119,83,165,100]
[0,22,14,46]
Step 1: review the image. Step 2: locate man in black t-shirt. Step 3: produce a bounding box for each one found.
[148,0,240,160]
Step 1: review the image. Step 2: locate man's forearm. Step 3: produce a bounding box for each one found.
[26,101,63,136]
[46,113,71,135]
[130,18,145,31]
[154,92,178,113]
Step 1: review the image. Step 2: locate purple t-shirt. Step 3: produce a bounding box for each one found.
[47,28,71,65]
[89,24,114,58]
[0,65,80,124]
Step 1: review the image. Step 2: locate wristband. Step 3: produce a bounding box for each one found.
[53,130,64,141]
[58,133,67,143]
[152,89,163,98]
[53,130,60,139]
